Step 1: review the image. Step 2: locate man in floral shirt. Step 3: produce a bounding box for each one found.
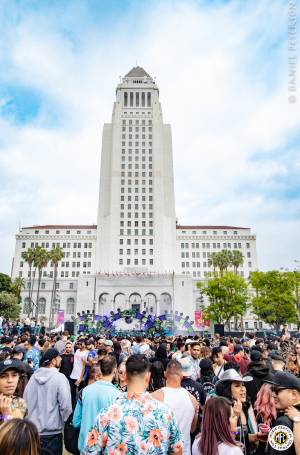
[84,354,183,455]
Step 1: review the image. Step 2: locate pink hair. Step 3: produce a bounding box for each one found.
[255,383,277,426]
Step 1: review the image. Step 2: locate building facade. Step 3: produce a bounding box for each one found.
[11,67,260,330]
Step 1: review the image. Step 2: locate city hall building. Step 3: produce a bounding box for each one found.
[11,67,258,330]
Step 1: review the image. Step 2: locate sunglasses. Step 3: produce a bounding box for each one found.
[271,386,289,395]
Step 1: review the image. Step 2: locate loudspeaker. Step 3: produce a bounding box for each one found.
[64,321,74,335]
[214,324,225,336]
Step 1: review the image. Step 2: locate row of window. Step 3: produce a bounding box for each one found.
[32,230,93,235]
[23,297,75,315]
[121,163,152,170]
[122,134,152,140]
[122,126,152,132]
[122,141,152,147]
[181,251,251,259]
[180,242,251,249]
[121,155,152,162]
[121,204,153,210]
[120,195,153,202]
[181,261,252,268]
[22,242,93,249]
[120,229,153,235]
[120,238,153,245]
[120,187,153,194]
[180,230,240,235]
[19,270,90,278]
[122,119,152,126]
[121,171,152,177]
[119,258,153,265]
[120,222,153,228]
[119,249,153,255]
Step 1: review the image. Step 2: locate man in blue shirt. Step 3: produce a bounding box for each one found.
[24,336,40,371]
[73,355,120,453]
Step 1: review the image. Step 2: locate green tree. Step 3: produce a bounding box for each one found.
[0,273,12,293]
[197,272,248,326]
[249,270,297,330]
[33,247,50,320]
[11,277,25,303]
[49,246,64,325]
[0,292,21,320]
[231,250,244,275]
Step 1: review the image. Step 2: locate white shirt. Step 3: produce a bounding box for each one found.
[192,440,243,455]
[70,349,88,379]
[162,387,194,455]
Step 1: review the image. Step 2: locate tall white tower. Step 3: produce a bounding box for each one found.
[96,67,177,273]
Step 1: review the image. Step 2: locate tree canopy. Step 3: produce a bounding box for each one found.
[197,272,248,325]
[0,292,21,320]
[249,270,298,329]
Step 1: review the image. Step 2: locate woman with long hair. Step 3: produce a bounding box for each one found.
[148,360,165,391]
[215,369,258,454]
[192,396,243,455]
[0,418,40,455]
[253,383,276,455]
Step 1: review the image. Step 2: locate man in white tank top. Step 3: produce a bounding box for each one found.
[151,359,198,455]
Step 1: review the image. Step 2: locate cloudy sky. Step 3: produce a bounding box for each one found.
[0,0,299,274]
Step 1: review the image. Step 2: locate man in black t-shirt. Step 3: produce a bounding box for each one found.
[60,341,74,380]
[266,371,300,455]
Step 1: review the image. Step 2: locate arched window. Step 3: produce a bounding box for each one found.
[23,297,31,315]
[66,297,75,315]
[124,92,128,107]
[38,298,46,315]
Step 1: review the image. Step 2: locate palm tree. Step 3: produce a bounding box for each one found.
[208,252,219,276]
[33,247,50,321]
[231,250,244,274]
[21,247,35,314]
[49,246,64,326]
[11,277,25,302]
[216,250,233,276]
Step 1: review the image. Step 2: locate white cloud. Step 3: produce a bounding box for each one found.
[0,0,299,273]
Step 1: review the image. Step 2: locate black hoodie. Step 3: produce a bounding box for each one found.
[245,361,271,405]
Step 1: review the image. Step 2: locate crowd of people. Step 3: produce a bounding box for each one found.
[1,322,300,454]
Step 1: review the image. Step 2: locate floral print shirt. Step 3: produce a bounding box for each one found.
[84,391,184,455]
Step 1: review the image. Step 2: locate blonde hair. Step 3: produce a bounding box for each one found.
[0,418,40,455]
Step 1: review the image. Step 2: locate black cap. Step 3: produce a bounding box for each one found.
[250,350,262,362]
[266,371,300,392]
[12,345,26,355]
[41,348,60,366]
[270,350,284,362]
[2,336,13,344]
[0,359,22,375]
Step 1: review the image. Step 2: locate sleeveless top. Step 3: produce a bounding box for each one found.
[162,387,194,455]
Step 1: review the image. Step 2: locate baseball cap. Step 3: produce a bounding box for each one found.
[0,359,22,375]
[41,348,60,366]
[179,357,193,377]
[104,340,113,347]
[250,350,262,362]
[266,371,300,392]
[2,336,13,344]
[12,345,26,355]
[270,350,284,362]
